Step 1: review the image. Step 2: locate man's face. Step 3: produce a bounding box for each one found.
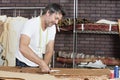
[46,12,63,27]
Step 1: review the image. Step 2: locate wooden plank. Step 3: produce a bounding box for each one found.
[118,19,120,36]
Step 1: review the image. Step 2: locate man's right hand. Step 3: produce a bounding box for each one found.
[39,60,50,73]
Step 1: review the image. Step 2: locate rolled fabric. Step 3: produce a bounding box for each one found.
[118,19,120,36]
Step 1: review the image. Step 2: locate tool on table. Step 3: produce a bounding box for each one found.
[50,69,60,73]
[37,69,60,74]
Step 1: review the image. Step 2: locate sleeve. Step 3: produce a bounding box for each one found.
[20,19,36,38]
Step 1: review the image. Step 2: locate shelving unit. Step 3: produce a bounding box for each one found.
[72,0,120,68]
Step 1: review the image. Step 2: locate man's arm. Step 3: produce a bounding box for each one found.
[19,34,50,72]
[44,40,55,65]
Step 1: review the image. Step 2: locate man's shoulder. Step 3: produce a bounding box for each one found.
[28,16,39,22]
[25,16,40,26]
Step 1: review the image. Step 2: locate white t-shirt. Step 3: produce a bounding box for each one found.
[16,16,56,66]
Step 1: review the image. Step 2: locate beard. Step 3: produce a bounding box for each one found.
[46,22,54,27]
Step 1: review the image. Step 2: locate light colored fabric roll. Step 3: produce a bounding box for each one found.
[0,16,28,66]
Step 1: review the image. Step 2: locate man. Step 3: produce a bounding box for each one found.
[16,3,65,72]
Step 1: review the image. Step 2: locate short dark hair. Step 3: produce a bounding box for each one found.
[42,3,65,16]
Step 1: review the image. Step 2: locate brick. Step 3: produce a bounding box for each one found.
[85,37,94,40]
[40,0,49,3]
[2,0,10,3]
[60,0,70,3]
[49,0,60,3]
[80,41,89,44]
[30,0,39,3]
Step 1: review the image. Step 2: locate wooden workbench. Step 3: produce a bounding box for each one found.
[0,66,111,80]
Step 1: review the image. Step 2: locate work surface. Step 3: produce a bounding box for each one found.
[0,66,112,80]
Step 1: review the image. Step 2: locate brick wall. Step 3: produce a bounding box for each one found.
[0,0,120,58]
[55,32,120,58]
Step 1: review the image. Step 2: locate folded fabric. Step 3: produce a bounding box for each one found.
[96,19,118,25]
[78,60,106,68]
[86,60,106,68]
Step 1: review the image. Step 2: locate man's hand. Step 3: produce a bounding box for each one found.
[39,60,50,73]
